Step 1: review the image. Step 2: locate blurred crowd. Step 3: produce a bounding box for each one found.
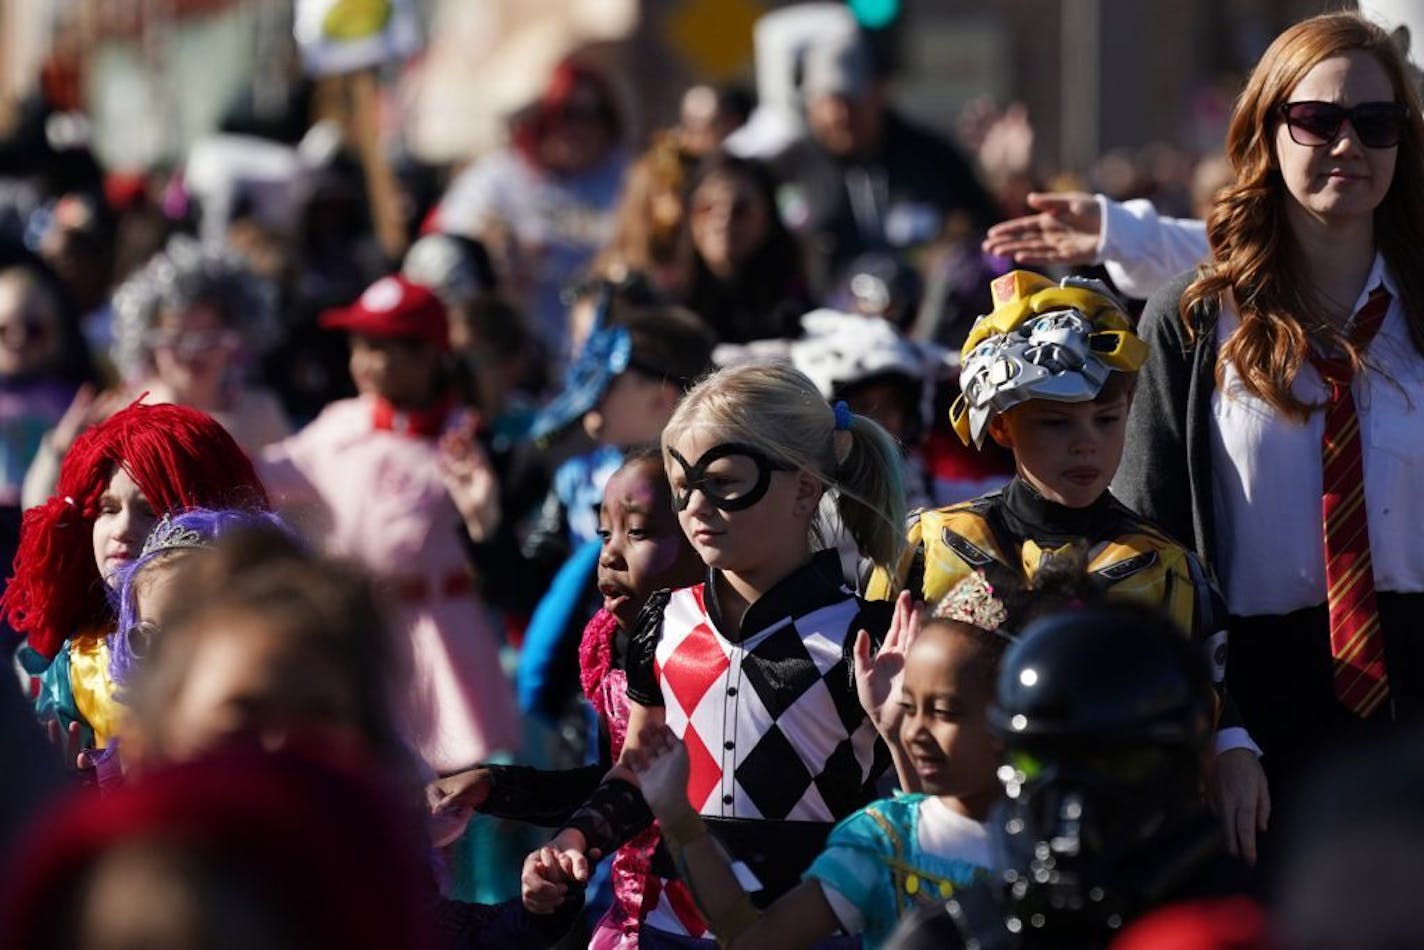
[0,3,1422,950]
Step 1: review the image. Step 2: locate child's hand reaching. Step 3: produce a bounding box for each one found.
[437,423,501,542]
[623,724,692,824]
[853,590,921,742]
[426,766,493,815]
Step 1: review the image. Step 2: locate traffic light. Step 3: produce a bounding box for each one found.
[847,0,901,30]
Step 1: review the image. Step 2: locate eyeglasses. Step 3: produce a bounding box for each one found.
[1278,100,1408,149]
[146,328,241,359]
[122,620,160,659]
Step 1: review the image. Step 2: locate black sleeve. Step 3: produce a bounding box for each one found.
[479,763,606,828]
[436,894,585,950]
[623,589,672,708]
[459,441,558,616]
[1182,550,1250,737]
[1111,271,1200,549]
[519,486,573,569]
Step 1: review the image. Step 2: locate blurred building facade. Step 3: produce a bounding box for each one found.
[0,0,1383,176]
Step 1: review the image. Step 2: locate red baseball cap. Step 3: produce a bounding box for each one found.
[319,275,449,350]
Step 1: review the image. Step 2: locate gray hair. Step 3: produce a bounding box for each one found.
[110,235,280,381]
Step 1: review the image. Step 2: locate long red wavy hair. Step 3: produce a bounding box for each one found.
[1182,12,1424,419]
[3,401,269,659]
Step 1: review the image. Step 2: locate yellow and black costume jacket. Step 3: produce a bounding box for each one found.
[867,478,1248,736]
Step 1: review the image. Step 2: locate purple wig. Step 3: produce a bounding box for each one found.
[108,507,297,688]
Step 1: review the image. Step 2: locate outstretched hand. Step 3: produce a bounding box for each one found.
[853,590,921,742]
[624,723,692,823]
[426,766,493,815]
[981,191,1103,266]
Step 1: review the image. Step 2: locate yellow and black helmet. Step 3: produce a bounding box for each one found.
[948,271,1147,447]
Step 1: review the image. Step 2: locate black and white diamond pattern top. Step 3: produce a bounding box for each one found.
[629,550,892,822]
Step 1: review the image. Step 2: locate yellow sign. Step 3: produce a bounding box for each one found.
[664,0,763,79]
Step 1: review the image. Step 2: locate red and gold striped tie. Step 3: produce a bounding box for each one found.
[1315,288,1391,717]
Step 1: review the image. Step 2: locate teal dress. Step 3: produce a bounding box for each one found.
[804,793,992,949]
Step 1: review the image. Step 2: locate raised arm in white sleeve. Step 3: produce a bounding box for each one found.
[1096,196,1210,300]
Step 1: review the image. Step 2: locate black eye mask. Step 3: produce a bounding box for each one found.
[667,442,794,512]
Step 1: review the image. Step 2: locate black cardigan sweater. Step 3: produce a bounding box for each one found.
[1111,270,1220,563]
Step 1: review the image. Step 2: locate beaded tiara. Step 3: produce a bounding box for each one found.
[932,570,1009,632]
[139,513,216,558]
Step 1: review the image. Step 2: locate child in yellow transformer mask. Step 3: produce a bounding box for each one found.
[866,270,1272,867]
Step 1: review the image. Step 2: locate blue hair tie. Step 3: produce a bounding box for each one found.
[832,400,853,431]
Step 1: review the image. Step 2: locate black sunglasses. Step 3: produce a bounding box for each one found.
[1278,100,1408,150]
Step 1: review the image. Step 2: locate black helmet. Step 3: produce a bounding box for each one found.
[987,603,1215,941]
[989,603,1213,750]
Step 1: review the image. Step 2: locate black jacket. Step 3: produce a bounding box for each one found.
[771,110,996,293]
[1110,270,1218,561]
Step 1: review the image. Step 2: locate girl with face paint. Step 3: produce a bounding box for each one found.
[426,448,704,946]
[522,364,910,946]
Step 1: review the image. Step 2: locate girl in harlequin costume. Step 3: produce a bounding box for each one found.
[3,401,268,751]
[427,446,706,947]
[624,571,1020,950]
[259,274,519,772]
[522,364,908,947]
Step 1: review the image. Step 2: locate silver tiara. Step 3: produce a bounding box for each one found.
[139,514,214,558]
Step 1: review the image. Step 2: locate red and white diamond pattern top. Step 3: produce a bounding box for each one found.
[637,559,886,938]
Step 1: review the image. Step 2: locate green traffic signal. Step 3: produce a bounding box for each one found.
[848,0,901,30]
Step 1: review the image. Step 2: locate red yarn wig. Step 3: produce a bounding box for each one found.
[3,401,269,659]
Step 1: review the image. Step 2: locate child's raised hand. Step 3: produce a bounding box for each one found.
[50,385,128,459]
[436,423,501,542]
[624,724,692,823]
[853,590,921,741]
[426,766,493,815]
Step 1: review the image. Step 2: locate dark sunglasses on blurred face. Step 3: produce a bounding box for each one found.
[1278,100,1409,149]
[0,319,52,347]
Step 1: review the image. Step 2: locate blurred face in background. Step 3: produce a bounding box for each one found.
[678,85,741,157]
[150,302,238,405]
[348,335,441,407]
[689,169,770,279]
[155,612,363,763]
[807,88,885,158]
[538,77,617,175]
[0,270,63,378]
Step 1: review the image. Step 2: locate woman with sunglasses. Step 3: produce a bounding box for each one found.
[1115,11,1424,823]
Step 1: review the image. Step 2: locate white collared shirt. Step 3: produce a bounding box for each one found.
[1209,255,1424,616]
